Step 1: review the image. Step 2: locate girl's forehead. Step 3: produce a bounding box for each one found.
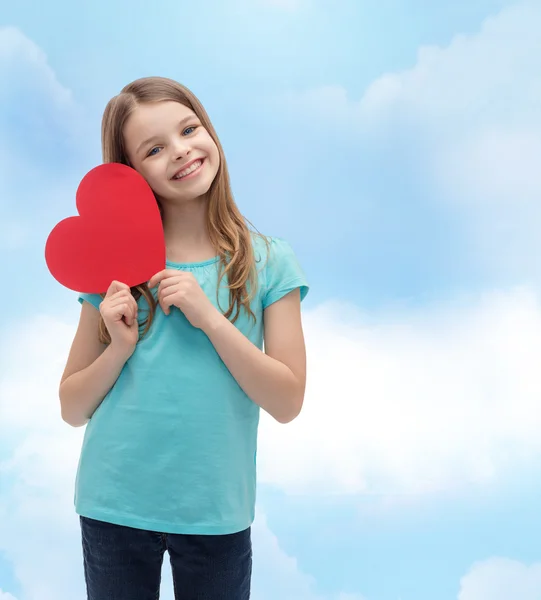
[132,101,196,124]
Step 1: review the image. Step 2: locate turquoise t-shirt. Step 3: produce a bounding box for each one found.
[74,235,309,535]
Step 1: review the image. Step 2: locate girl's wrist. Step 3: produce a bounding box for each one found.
[201,308,226,335]
[107,341,136,362]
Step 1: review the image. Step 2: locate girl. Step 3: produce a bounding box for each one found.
[59,76,309,600]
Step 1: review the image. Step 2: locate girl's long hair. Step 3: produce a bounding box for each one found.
[98,76,262,344]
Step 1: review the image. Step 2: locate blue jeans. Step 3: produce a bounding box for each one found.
[80,516,252,600]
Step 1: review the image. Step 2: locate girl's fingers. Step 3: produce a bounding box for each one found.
[105,280,130,297]
[156,276,182,291]
[124,300,138,325]
[131,298,139,325]
[112,303,129,321]
[105,300,136,326]
[108,290,131,302]
[108,293,138,310]
[108,291,138,310]
[108,297,132,309]
[157,295,169,316]
[160,285,180,300]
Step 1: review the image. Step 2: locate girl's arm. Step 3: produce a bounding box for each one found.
[203,288,306,424]
[59,302,133,427]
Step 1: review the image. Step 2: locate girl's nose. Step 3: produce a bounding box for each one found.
[172,138,190,159]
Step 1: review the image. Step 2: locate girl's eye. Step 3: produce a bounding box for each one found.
[145,126,197,157]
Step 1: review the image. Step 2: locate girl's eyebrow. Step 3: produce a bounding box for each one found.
[136,115,198,155]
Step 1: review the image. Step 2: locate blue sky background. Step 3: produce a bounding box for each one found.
[1,1,541,599]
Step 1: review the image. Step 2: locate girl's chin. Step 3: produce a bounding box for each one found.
[158,189,212,206]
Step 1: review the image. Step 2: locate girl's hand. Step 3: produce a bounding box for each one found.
[148,269,221,331]
[99,280,139,355]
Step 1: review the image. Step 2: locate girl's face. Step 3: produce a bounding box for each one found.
[123,100,220,205]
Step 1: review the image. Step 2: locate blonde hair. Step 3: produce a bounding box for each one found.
[98,76,263,344]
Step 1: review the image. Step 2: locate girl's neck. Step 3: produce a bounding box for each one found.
[161,196,217,264]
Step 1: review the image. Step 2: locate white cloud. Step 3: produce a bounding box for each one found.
[459,557,541,600]
[291,1,540,139]
[0,26,90,233]
[0,590,18,600]
[258,286,541,495]
[278,1,541,279]
[361,1,541,126]
[0,27,74,107]
[0,316,85,600]
[0,26,83,158]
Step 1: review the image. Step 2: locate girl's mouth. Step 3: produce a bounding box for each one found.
[171,158,205,181]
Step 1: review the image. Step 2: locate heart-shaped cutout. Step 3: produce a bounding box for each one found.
[45,163,165,294]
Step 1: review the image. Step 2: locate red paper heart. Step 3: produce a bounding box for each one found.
[45,163,165,294]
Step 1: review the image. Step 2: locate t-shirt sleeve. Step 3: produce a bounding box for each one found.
[262,237,309,309]
[78,292,103,311]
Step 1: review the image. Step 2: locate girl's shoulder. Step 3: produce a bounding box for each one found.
[250,232,309,307]
[251,232,298,265]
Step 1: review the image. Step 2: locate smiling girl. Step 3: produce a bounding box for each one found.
[59,76,309,600]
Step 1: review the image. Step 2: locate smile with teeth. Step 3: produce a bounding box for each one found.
[172,159,204,180]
